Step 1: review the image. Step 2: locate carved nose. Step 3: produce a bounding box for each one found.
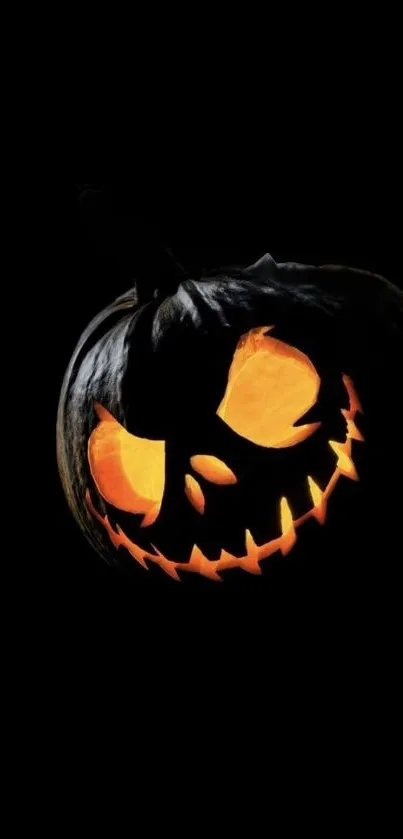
[184,454,238,514]
[190,455,237,485]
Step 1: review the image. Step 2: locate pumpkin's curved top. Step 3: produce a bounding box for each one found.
[120,252,402,441]
[150,253,402,341]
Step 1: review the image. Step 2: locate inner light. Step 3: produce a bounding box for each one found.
[280,497,297,555]
[87,373,364,581]
[185,474,205,514]
[190,455,237,485]
[217,326,321,448]
[88,403,165,528]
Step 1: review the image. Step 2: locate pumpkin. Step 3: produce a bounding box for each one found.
[57,253,403,582]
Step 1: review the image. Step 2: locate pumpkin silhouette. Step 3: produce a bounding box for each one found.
[57,253,403,581]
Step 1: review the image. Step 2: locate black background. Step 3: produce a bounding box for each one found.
[47,182,402,671]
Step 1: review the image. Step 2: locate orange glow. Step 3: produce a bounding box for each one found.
[307,475,326,524]
[328,375,362,480]
[217,326,321,448]
[280,497,297,555]
[87,371,365,582]
[342,374,363,414]
[88,403,165,528]
[329,440,358,481]
[341,375,364,441]
[190,455,237,485]
[307,475,322,507]
[185,474,205,514]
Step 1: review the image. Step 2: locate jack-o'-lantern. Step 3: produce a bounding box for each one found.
[57,253,403,582]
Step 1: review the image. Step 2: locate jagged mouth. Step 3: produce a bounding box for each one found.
[86,375,363,582]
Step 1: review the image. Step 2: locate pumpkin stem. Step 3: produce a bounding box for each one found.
[135,246,188,305]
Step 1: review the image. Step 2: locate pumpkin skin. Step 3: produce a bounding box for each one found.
[57,253,403,582]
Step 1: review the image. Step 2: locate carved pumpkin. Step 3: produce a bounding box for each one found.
[57,253,403,582]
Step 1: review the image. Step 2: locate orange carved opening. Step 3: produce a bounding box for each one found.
[217,326,321,448]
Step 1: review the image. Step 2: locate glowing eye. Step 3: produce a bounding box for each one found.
[88,403,165,527]
[217,326,321,448]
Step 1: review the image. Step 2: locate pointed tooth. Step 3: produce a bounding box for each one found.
[121,543,148,567]
[147,544,179,580]
[307,476,327,524]
[280,497,297,556]
[219,547,237,563]
[346,417,364,442]
[280,496,293,530]
[245,529,258,552]
[241,530,262,574]
[188,544,204,571]
[202,565,224,582]
[329,440,359,480]
[342,374,363,413]
[307,475,322,506]
[186,545,223,581]
[241,560,262,575]
[161,563,181,581]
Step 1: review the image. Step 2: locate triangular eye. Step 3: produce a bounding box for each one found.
[217,326,321,448]
[88,403,165,527]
